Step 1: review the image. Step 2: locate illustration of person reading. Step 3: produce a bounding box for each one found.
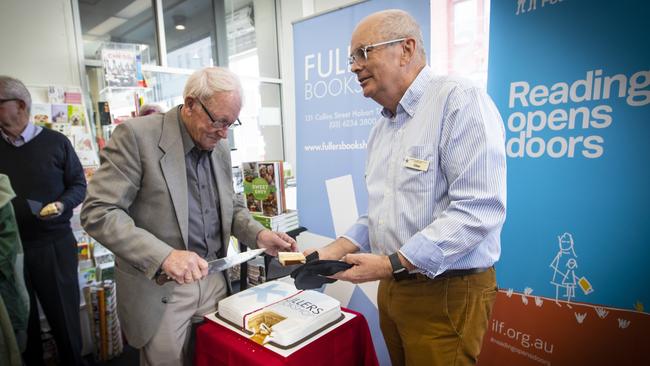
[549,232,577,307]
[562,258,579,308]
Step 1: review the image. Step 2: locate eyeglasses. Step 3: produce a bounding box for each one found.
[0,98,20,105]
[197,99,242,129]
[348,38,406,66]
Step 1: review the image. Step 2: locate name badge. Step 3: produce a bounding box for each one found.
[404,157,429,171]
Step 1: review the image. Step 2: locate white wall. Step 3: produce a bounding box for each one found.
[0,0,82,99]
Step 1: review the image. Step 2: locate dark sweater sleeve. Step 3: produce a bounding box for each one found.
[58,137,87,211]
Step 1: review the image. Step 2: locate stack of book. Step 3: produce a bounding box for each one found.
[247,256,266,286]
[242,161,286,216]
[251,210,299,232]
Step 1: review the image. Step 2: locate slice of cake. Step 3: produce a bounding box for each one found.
[278,252,306,265]
[217,280,342,348]
[40,202,59,217]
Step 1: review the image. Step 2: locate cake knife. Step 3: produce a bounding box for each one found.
[155,248,266,285]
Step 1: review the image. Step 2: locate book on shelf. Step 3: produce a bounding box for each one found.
[51,122,70,136]
[64,91,82,104]
[69,195,121,360]
[78,264,96,287]
[93,243,115,265]
[242,161,286,216]
[78,241,91,261]
[48,86,65,104]
[97,287,107,360]
[101,47,139,88]
[51,104,68,123]
[251,210,299,232]
[31,103,51,124]
[68,104,85,126]
[27,91,99,167]
[97,101,112,125]
[96,262,115,282]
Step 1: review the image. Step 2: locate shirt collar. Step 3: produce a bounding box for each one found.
[380,66,434,121]
[0,122,41,146]
[178,106,197,155]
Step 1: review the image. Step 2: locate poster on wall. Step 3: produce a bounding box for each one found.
[294,0,430,238]
[481,0,650,365]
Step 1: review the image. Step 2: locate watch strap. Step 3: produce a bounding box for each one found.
[389,252,409,281]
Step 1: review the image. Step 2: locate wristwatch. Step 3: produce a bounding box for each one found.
[388,252,410,281]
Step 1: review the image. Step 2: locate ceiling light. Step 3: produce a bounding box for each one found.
[173,15,186,31]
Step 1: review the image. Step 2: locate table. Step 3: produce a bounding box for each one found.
[194,308,379,366]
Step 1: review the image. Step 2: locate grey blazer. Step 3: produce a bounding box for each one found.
[80,107,264,347]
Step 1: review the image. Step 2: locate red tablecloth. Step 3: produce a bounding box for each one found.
[194,308,379,366]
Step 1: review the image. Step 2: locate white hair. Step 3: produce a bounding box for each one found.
[371,9,426,61]
[0,75,32,113]
[183,67,243,102]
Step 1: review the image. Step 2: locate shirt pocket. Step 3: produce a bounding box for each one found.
[399,145,435,194]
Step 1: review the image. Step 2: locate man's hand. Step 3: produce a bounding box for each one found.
[331,253,393,284]
[39,201,64,220]
[257,229,297,256]
[161,249,209,284]
[303,237,359,261]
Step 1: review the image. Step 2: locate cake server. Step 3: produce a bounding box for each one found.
[156,248,265,285]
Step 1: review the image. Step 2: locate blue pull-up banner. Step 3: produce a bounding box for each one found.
[481,0,650,365]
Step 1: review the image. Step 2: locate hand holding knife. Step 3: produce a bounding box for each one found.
[155,248,265,285]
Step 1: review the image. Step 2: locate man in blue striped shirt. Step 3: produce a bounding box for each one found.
[309,9,507,366]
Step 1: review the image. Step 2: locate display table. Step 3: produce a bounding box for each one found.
[194,308,379,366]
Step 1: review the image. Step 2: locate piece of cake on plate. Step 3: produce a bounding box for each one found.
[217,280,342,348]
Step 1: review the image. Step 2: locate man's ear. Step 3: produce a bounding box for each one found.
[16,99,28,112]
[184,96,195,114]
[17,100,30,118]
[400,38,417,66]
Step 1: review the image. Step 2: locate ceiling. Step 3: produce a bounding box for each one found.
[79,0,253,54]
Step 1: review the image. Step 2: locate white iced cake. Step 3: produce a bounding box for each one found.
[217,280,341,347]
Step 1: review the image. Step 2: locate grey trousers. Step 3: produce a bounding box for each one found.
[139,273,227,366]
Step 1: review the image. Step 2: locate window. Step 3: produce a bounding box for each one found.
[226,0,283,163]
[430,0,490,86]
[79,0,158,64]
[77,0,284,163]
[163,0,216,70]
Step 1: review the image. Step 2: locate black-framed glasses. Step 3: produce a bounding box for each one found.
[348,38,407,66]
[197,99,242,129]
[0,98,20,105]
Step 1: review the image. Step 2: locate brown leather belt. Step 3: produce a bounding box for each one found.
[405,267,492,281]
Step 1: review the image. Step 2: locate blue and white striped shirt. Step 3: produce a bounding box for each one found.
[343,66,507,278]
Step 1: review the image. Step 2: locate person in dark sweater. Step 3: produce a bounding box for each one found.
[0,76,86,366]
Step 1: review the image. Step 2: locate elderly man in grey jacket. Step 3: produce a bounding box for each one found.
[81,67,296,366]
